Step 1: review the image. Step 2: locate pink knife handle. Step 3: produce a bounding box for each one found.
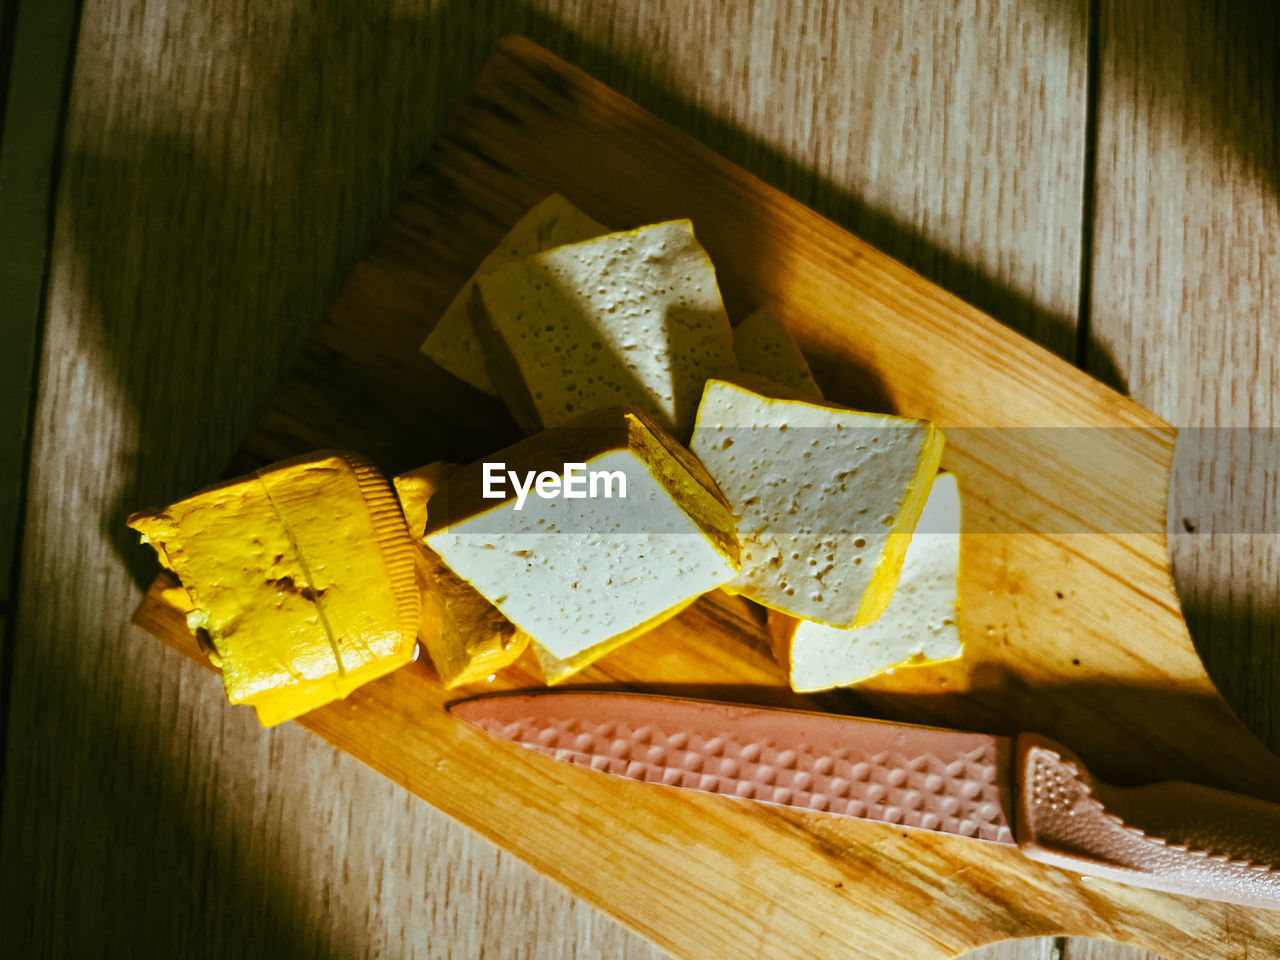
[1013,732,1280,910]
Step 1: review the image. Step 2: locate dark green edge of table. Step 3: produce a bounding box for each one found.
[0,0,82,793]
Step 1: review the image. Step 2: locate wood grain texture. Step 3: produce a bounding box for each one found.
[546,0,1093,361]
[0,0,1202,957]
[113,38,1280,958]
[1063,943,1161,960]
[1088,0,1280,769]
[976,944,1060,960]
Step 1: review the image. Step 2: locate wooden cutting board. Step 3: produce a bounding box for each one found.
[132,36,1280,959]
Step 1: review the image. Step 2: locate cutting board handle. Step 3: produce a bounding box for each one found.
[1013,732,1280,910]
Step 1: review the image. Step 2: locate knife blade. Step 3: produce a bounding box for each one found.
[448,691,1280,910]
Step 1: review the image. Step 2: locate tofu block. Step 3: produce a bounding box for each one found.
[689,376,944,628]
[768,472,963,692]
[423,405,740,680]
[393,463,530,688]
[421,194,609,395]
[732,308,823,400]
[472,219,737,440]
[127,452,420,726]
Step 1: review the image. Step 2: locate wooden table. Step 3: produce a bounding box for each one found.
[1,2,1275,958]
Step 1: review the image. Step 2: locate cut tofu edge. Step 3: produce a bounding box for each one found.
[854,423,945,627]
[471,284,546,435]
[416,543,530,688]
[769,473,963,692]
[623,406,740,569]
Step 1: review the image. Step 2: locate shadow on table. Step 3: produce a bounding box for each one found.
[1085,0,1280,761]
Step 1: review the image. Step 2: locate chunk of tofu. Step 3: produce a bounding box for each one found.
[421,194,609,395]
[423,405,740,681]
[127,451,420,726]
[690,376,943,628]
[768,473,963,691]
[472,219,737,440]
[393,463,530,688]
[732,308,822,400]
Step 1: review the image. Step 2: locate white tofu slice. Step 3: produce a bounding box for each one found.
[768,472,963,692]
[472,219,737,440]
[421,194,609,395]
[690,376,944,628]
[732,308,822,400]
[423,406,740,680]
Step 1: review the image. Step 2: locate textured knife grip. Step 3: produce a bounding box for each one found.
[1014,732,1280,910]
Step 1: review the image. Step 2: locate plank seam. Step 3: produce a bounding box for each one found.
[1074,0,1103,371]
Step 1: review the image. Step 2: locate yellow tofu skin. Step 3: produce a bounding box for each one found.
[393,464,531,688]
[128,451,420,726]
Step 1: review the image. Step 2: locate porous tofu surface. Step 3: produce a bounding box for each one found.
[423,406,739,666]
[474,219,736,438]
[422,194,609,394]
[780,472,963,691]
[426,447,736,660]
[691,378,943,627]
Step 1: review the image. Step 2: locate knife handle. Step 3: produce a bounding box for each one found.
[1013,733,1280,910]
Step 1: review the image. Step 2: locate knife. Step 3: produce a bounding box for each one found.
[448,691,1280,910]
